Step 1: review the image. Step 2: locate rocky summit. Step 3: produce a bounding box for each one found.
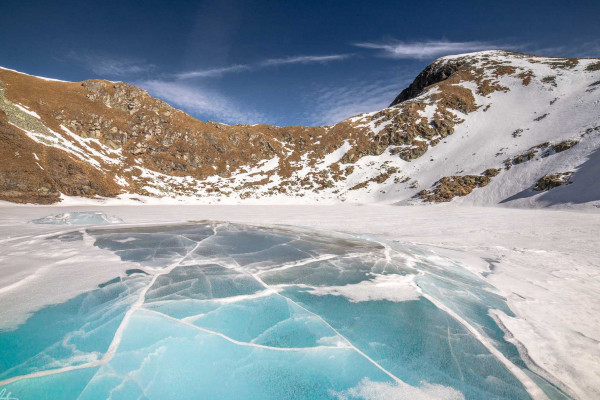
[1,50,599,207]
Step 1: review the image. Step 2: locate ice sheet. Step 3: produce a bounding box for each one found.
[0,219,580,399]
[32,211,123,225]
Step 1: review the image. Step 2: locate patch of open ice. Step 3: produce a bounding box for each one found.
[31,211,123,225]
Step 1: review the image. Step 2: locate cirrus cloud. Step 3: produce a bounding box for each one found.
[354,39,496,59]
[175,53,353,80]
[67,52,156,77]
[138,80,266,125]
[175,64,253,79]
[260,54,352,66]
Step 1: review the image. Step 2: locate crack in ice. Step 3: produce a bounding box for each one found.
[138,307,352,351]
[0,222,554,399]
[0,230,212,387]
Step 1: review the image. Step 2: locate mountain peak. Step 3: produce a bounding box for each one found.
[1,52,599,207]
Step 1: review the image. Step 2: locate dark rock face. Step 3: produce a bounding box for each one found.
[505,148,541,169]
[419,175,491,202]
[534,172,573,191]
[483,168,501,177]
[552,140,578,153]
[0,107,120,204]
[389,60,463,106]
[586,62,600,72]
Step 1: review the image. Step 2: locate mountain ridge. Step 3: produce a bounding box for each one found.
[1,50,599,207]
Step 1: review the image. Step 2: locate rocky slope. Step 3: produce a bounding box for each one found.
[1,50,599,207]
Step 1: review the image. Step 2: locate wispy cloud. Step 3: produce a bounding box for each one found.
[138,80,266,125]
[354,39,495,59]
[175,53,352,80]
[260,54,352,66]
[175,64,252,79]
[302,71,415,126]
[68,52,156,77]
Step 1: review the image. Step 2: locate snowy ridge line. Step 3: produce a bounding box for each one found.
[0,65,68,82]
[139,307,352,351]
[1,52,600,206]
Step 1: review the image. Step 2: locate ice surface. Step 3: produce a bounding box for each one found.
[32,211,123,225]
[76,310,392,400]
[0,221,569,399]
[0,274,149,381]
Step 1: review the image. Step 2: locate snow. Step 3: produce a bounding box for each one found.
[3,52,596,207]
[0,204,598,399]
[306,274,422,303]
[13,104,40,119]
[60,125,124,166]
[319,140,352,166]
[332,377,466,400]
[0,65,68,82]
[9,122,105,170]
[114,175,129,187]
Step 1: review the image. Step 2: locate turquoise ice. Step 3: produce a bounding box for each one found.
[0,222,570,399]
[31,211,123,225]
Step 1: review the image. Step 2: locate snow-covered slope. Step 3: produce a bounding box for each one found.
[346,51,600,208]
[1,50,599,207]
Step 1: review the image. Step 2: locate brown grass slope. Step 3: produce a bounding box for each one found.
[0,51,589,203]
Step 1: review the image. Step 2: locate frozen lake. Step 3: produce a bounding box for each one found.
[0,214,573,399]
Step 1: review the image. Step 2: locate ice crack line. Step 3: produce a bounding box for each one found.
[221,257,404,384]
[419,292,548,399]
[139,307,352,352]
[370,237,548,399]
[254,253,339,274]
[0,236,208,387]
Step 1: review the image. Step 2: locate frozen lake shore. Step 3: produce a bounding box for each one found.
[0,204,598,399]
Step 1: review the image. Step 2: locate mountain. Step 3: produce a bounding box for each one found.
[1,50,599,207]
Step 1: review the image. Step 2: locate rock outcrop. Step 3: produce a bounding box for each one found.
[389,58,464,106]
[418,175,491,202]
[534,172,573,191]
[1,50,598,205]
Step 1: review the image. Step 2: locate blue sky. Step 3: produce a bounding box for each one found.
[3,0,600,126]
